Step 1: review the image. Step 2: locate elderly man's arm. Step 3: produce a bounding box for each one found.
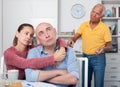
[25,46,67,82]
[47,73,78,85]
[38,70,68,81]
[25,68,68,82]
[47,47,79,85]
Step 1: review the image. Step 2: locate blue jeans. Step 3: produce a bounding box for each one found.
[83,53,106,87]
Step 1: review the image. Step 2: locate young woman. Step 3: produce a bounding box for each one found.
[4,23,67,80]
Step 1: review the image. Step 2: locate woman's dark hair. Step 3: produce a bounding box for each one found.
[13,23,34,46]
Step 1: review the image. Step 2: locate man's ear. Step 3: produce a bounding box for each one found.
[102,14,105,17]
[36,36,40,44]
[53,28,57,33]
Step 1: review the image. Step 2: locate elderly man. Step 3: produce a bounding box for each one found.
[67,4,112,87]
[25,22,79,87]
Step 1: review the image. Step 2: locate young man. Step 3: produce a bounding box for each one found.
[25,22,79,87]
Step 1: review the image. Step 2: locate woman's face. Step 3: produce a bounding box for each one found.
[16,26,34,46]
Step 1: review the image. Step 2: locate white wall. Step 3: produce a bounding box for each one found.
[2,0,58,51]
[0,0,3,57]
[1,0,101,53]
[59,0,101,32]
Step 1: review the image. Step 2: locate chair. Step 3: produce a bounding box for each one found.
[0,56,6,79]
[76,57,88,87]
[0,56,4,74]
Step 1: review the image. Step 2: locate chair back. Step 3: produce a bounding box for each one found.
[76,57,88,87]
[0,56,4,74]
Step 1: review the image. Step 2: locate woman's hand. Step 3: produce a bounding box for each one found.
[54,47,66,62]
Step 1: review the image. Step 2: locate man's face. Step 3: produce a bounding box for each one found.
[90,5,103,23]
[36,23,57,47]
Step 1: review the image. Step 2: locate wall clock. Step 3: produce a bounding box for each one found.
[71,4,86,19]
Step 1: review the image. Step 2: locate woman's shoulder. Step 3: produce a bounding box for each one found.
[4,46,16,52]
[4,46,16,56]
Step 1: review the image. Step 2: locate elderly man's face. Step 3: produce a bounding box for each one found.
[90,5,103,23]
[36,23,57,46]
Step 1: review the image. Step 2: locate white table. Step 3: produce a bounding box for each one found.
[22,80,57,87]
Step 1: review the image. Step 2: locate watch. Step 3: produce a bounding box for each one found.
[71,4,86,19]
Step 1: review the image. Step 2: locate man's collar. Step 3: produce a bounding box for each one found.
[40,41,60,54]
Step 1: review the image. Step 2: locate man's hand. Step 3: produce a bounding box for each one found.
[54,47,66,62]
[95,47,104,55]
[67,39,74,47]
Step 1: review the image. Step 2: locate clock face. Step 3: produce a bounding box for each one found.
[71,4,86,19]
